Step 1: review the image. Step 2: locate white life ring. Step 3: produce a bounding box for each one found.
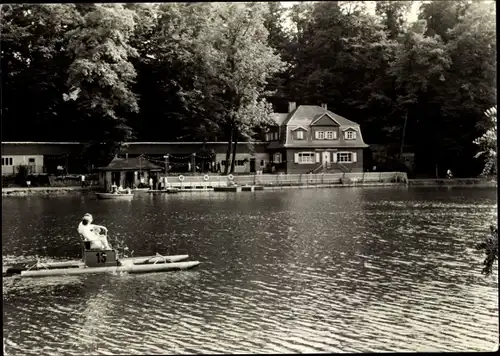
[228,174,234,181]
[203,175,209,181]
[178,175,185,182]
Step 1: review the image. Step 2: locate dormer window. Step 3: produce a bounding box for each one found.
[345,131,356,140]
[326,131,337,140]
[316,131,325,139]
[296,131,304,140]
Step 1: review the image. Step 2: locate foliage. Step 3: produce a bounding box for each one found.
[476,226,498,276]
[0,2,497,177]
[473,106,497,177]
[64,4,139,158]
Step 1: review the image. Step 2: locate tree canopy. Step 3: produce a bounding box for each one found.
[1,1,497,176]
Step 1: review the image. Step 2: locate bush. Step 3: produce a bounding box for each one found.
[15,165,29,186]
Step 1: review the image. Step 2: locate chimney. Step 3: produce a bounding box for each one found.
[288,101,296,113]
[321,103,327,110]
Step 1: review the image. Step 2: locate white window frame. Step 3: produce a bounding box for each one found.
[273,153,282,163]
[296,131,304,140]
[337,152,353,163]
[345,131,356,140]
[2,157,13,166]
[326,131,334,140]
[316,131,325,140]
[298,152,315,164]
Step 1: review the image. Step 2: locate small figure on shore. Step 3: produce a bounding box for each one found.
[149,177,153,190]
[111,182,118,193]
[447,169,453,179]
[217,162,221,173]
[77,213,112,250]
[126,187,131,194]
[81,174,86,187]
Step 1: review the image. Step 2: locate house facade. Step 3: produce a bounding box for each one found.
[265,103,368,174]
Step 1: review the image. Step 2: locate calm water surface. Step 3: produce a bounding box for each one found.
[2,187,498,354]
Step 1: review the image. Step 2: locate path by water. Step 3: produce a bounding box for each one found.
[2,187,498,354]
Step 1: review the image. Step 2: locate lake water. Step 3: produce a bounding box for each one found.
[2,187,498,354]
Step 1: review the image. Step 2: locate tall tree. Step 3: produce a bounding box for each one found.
[1,4,80,141]
[375,1,413,39]
[388,19,452,175]
[64,4,139,160]
[177,3,285,174]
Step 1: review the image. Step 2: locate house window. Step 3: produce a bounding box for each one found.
[237,160,245,166]
[316,131,325,139]
[345,131,356,140]
[337,152,353,163]
[2,157,13,166]
[1,158,4,166]
[326,131,335,139]
[273,153,282,163]
[260,160,265,167]
[221,160,226,166]
[296,131,304,140]
[28,158,35,163]
[298,153,314,163]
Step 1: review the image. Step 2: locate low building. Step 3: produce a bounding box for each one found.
[266,103,368,174]
[2,105,368,175]
[96,155,163,191]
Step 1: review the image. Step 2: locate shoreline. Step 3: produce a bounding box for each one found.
[1,178,496,196]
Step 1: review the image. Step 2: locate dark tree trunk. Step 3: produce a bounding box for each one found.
[223,124,233,175]
[230,130,238,174]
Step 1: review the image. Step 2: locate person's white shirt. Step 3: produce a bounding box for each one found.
[78,221,99,242]
[81,175,85,182]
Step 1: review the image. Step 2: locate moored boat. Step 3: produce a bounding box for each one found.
[96,192,134,200]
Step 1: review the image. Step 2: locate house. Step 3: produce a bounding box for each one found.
[265,102,368,174]
[96,155,163,191]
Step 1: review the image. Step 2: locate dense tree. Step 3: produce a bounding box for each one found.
[1,4,80,141]
[1,2,496,177]
[64,4,139,160]
[174,3,285,173]
[375,1,413,39]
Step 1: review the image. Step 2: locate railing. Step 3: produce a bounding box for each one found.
[165,172,408,188]
[338,162,351,173]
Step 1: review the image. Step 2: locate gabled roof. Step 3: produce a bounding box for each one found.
[97,156,163,171]
[284,106,360,127]
[310,112,341,126]
[291,125,308,131]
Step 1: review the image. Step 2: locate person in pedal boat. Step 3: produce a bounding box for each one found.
[77,213,112,250]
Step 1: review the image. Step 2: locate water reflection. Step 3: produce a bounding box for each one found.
[3,187,498,354]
